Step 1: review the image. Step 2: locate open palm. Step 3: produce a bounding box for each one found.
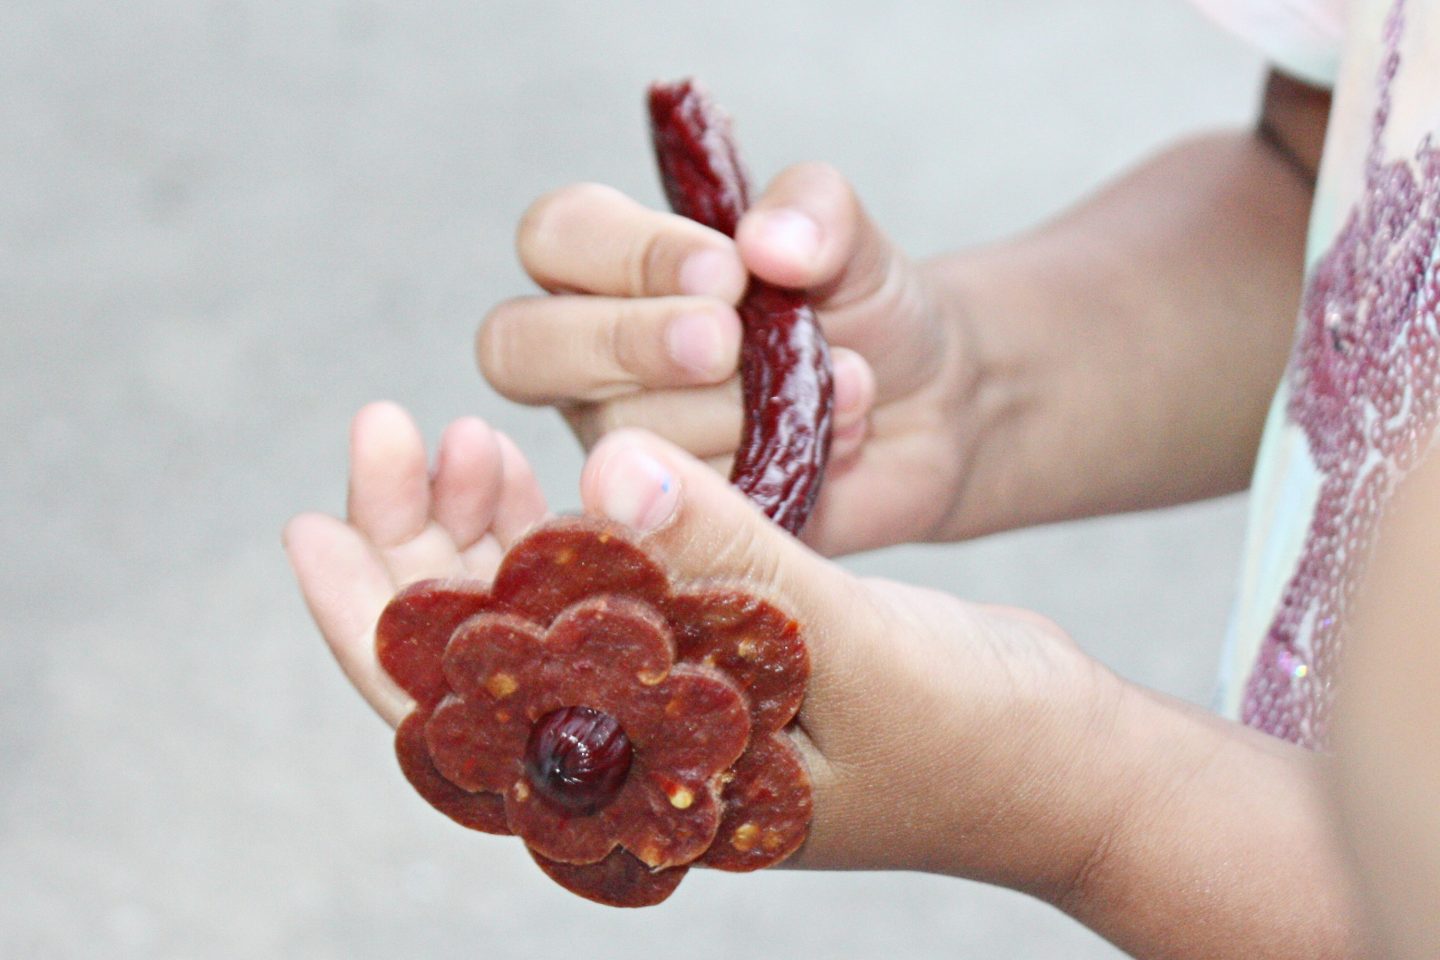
[283,401,548,726]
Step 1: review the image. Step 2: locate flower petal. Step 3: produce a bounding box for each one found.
[394,709,508,834]
[529,847,687,908]
[424,694,529,795]
[505,779,619,865]
[544,595,676,697]
[442,611,553,709]
[491,518,670,625]
[633,666,750,781]
[377,579,497,706]
[666,587,809,733]
[700,732,812,871]
[606,772,721,869]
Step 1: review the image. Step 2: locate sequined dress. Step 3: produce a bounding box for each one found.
[1197,0,1440,747]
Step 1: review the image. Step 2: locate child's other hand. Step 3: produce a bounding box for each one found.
[282,402,547,725]
[478,166,975,557]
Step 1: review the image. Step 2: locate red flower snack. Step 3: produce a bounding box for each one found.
[378,518,812,906]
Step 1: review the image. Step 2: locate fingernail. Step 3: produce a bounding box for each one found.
[680,249,741,298]
[755,209,820,267]
[666,311,726,379]
[600,444,679,532]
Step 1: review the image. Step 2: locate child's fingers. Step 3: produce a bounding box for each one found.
[736,162,893,304]
[455,431,549,579]
[478,295,741,405]
[828,348,875,463]
[346,402,466,586]
[347,402,431,548]
[431,417,505,552]
[283,512,412,727]
[830,348,876,430]
[488,431,549,548]
[516,182,747,300]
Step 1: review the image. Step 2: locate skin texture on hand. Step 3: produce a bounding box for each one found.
[923,75,1327,540]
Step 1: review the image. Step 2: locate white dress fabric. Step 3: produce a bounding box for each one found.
[1193,0,1440,746]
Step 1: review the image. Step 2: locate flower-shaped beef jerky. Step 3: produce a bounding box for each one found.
[376,517,811,906]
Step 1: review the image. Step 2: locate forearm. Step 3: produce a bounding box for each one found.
[865,599,1366,957]
[926,124,1314,539]
[1048,684,1365,960]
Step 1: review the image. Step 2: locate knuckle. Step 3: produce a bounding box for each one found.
[779,160,851,206]
[604,300,654,379]
[809,163,862,235]
[794,159,846,190]
[515,188,564,258]
[623,227,670,297]
[588,398,634,438]
[711,519,787,598]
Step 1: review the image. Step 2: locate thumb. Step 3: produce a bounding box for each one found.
[735,162,903,313]
[578,428,882,688]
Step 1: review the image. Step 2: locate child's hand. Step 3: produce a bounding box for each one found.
[284,404,1123,892]
[478,166,976,557]
[283,401,547,725]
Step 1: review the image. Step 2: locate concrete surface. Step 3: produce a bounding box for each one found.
[1,1,1264,957]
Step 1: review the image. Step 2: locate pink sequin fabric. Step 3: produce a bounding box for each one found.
[1243,0,1440,746]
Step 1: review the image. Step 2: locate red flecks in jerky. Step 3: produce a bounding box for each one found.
[376,80,824,907]
[649,79,834,536]
[488,518,670,624]
[379,520,810,903]
[1243,0,1440,746]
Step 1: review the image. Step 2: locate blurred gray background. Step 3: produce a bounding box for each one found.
[2,1,1264,957]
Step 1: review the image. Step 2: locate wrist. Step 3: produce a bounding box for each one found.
[913,248,1065,540]
[858,589,1134,894]
[943,628,1136,898]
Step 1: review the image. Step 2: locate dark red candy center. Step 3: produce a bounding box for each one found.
[523,706,633,816]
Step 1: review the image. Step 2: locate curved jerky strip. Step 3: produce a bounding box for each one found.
[648,79,834,536]
[530,848,688,909]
